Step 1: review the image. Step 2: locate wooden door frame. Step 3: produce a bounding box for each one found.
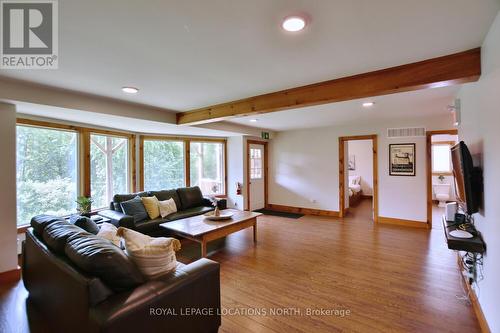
[246,140,269,211]
[338,135,378,221]
[426,129,458,228]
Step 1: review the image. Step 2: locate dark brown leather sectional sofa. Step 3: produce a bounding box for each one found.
[22,215,221,333]
[99,186,215,236]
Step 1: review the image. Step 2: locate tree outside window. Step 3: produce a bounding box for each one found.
[90,134,129,209]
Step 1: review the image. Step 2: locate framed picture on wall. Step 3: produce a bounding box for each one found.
[348,155,355,170]
[389,143,416,176]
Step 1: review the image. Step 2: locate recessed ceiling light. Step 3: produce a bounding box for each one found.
[282,16,306,32]
[362,102,375,107]
[122,87,139,94]
[249,119,258,123]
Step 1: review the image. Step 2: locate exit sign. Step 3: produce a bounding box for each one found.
[261,132,270,139]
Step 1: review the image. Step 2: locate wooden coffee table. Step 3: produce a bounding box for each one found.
[160,209,261,257]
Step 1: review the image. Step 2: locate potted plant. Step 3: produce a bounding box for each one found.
[76,196,93,217]
[438,174,445,183]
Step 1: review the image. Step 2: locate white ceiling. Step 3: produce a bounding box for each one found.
[15,102,245,137]
[0,0,498,113]
[227,86,459,131]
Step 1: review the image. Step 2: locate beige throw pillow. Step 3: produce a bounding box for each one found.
[141,196,160,219]
[117,227,181,278]
[158,198,177,218]
[97,222,121,247]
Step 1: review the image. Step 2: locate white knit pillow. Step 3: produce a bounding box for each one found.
[158,198,177,218]
[97,222,121,247]
[117,227,181,278]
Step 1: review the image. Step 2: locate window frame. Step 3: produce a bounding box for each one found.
[189,140,226,196]
[140,135,227,197]
[249,147,263,180]
[89,131,134,209]
[16,118,137,229]
[15,119,81,227]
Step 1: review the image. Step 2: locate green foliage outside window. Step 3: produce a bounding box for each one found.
[190,142,224,195]
[16,126,78,225]
[143,140,185,191]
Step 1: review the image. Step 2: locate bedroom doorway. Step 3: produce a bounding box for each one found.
[339,135,378,222]
[426,129,459,229]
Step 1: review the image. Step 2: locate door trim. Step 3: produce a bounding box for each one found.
[338,135,378,221]
[246,140,268,211]
[426,129,458,228]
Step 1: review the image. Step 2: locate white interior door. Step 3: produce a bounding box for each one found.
[249,143,265,211]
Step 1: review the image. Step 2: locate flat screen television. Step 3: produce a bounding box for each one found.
[450,141,482,215]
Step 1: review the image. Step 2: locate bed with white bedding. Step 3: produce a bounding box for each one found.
[348,175,363,206]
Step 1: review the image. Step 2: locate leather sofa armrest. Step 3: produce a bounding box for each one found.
[90,258,221,332]
[98,210,135,229]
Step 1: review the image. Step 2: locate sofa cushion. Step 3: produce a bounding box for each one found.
[65,233,144,292]
[43,220,91,254]
[149,190,181,210]
[167,206,213,221]
[112,191,149,213]
[96,222,121,247]
[177,186,204,210]
[120,196,148,223]
[117,227,181,278]
[69,215,100,235]
[141,196,160,219]
[158,198,178,218]
[31,215,66,236]
[134,217,168,234]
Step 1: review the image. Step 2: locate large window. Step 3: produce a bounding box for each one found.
[143,140,185,191]
[16,125,78,225]
[432,144,452,173]
[90,134,129,209]
[190,142,225,195]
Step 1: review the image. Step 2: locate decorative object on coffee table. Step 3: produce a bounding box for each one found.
[75,196,93,217]
[204,210,234,221]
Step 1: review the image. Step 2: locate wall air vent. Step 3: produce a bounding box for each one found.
[387,127,426,138]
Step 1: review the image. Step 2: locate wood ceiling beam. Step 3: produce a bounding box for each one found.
[177,48,481,125]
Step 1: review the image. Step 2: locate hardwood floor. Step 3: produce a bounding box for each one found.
[1,199,480,332]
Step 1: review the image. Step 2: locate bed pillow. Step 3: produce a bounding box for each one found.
[158,198,178,218]
[349,175,361,186]
[120,196,148,222]
[117,227,181,279]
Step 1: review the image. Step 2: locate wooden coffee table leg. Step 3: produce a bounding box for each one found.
[253,221,257,243]
[201,240,207,257]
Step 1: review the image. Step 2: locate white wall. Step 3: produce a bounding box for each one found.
[348,140,373,195]
[269,114,453,222]
[457,11,500,332]
[226,136,245,209]
[0,103,19,273]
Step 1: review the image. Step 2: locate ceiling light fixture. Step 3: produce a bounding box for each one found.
[249,119,258,123]
[122,87,139,94]
[282,16,306,32]
[362,102,375,107]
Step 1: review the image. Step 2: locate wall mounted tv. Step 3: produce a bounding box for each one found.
[451,141,483,215]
